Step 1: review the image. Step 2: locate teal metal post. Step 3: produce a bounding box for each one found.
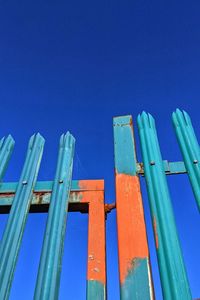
[137,112,192,300]
[34,132,75,300]
[0,133,44,300]
[172,109,200,211]
[0,135,15,180]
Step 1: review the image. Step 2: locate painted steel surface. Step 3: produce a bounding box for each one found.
[85,190,106,300]
[113,115,154,300]
[0,180,105,214]
[0,133,44,300]
[0,111,197,299]
[137,112,192,300]
[34,132,75,300]
[138,160,187,175]
[172,109,200,211]
[0,179,104,193]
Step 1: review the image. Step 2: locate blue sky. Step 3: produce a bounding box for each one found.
[0,0,200,299]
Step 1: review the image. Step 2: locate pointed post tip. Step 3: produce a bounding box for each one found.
[7,134,15,143]
[147,112,155,121]
[172,111,177,120]
[60,132,75,148]
[137,114,142,129]
[175,108,182,114]
[141,110,148,118]
[28,133,45,149]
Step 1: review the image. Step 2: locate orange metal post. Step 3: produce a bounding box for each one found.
[113,116,154,299]
[79,181,106,299]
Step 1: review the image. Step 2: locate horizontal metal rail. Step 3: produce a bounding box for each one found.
[137,160,187,175]
[0,180,107,214]
[0,179,104,192]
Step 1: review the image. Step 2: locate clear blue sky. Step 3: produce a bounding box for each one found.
[0,0,199,299]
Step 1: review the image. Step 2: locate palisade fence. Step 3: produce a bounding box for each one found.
[0,109,199,299]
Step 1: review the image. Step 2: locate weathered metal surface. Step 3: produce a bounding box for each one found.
[172,109,200,211]
[137,112,192,300]
[138,160,187,175]
[0,111,197,299]
[85,189,106,300]
[34,132,75,300]
[113,115,137,176]
[0,133,44,300]
[0,180,104,213]
[113,115,154,299]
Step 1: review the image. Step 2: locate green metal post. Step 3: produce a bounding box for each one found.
[137,112,192,300]
[34,132,75,300]
[0,133,44,300]
[172,109,200,211]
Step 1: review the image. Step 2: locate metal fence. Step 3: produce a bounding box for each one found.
[0,109,199,299]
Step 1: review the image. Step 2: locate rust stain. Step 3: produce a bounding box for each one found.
[0,193,14,197]
[116,174,149,284]
[105,202,116,213]
[153,216,159,249]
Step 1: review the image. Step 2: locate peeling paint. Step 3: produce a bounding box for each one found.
[116,174,149,284]
[121,258,153,300]
[87,191,106,285]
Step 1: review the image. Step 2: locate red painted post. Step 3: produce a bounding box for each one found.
[113,116,154,299]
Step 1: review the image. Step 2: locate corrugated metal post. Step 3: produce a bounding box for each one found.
[113,116,154,300]
[86,190,106,300]
[137,112,192,300]
[0,133,44,300]
[172,109,200,211]
[34,132,75,300]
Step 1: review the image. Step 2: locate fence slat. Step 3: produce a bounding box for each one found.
[0,135,15,180]
[0,133,44,299]
[172,109,200,211]
[113,115,154,300]
[34,132,75,300]
[137,112,192,300]
[86,190,106,300]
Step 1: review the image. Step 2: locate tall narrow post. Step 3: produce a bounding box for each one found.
[86,189,106,300]
[172,109,200,211]
[0,133,44,300]
[113,115,154,300]
[34,132,75,300]
[137,112,192,300]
